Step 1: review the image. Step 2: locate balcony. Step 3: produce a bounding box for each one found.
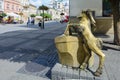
[23,3,29,8]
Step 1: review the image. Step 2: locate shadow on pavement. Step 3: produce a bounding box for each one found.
[0,29,61,79]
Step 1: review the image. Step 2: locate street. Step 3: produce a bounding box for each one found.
[0,21,66,80]
[0,21,120,80]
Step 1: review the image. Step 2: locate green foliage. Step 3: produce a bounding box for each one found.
[40,13,52,18]
[38,5,49,10]
[30,14,36,17]
[0,12,7,17]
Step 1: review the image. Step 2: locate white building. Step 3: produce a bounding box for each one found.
[49,0,69,20]
[29,4,37,15]
[0,0,4,12]
[49,0,56,9]
[70,0,102,17]
[48,8,61,20]
[37,0,69,20]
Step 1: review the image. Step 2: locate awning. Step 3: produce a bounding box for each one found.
[6,12,20,18]
[35,16,42,19]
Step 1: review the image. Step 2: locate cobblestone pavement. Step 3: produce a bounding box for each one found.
[0,22,66,80]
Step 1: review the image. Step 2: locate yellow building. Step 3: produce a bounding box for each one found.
[18,0,30,22]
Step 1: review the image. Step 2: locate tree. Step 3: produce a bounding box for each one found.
[38,5,49,29]
[0,12,7,17]
[0,12,7,23]
[105,0,120,45]
[30,14,36,17]
[108,0,120,45]
[40,13,52,18]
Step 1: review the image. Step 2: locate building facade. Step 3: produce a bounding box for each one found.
[20,0,30,22]
[20,0,30,12]
[48,8,61,20]
[49,0,69,20]
[0,0,4,12]
[4,0,22,14]
[29,4,37,15]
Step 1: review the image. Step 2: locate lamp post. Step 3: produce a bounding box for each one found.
[38,5,49,29]
[43,7,45,29]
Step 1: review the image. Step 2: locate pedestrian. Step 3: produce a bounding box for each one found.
[27,17,30,27]
[38,20,42,29]
[31,18,35,25]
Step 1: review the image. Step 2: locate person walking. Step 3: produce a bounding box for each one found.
[31,18,35,25]
[38,20,42,29]
[27,17,31,27]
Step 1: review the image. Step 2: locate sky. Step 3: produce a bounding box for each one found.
[29,0,42,7]
[30,0,69,8]
[30,0,52,7]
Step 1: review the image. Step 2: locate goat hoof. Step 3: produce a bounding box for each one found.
[80,63,87,70]
[94,68,102,77]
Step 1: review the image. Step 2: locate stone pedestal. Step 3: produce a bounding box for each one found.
[51,63,101,80]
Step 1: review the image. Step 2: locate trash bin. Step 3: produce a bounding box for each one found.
[55,34,80,67]
[55,24,94,68]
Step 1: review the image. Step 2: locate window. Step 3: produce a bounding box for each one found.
[56,12,58,15]
[12,5,14,10]
[7,4,9,9]
[58,5,60,9]
[19,8,21,11]
[16,6,18,11]
[58,3,60,9]
[50,11,52,15]
[0,2,2,9]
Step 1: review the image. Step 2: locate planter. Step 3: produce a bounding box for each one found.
[93,17,113,34]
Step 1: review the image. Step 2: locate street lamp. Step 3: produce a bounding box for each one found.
[38,5,49,29]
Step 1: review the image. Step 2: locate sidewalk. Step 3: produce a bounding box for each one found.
[95,33,120,80]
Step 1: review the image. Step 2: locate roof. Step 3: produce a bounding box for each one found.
[29,4,37,8]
